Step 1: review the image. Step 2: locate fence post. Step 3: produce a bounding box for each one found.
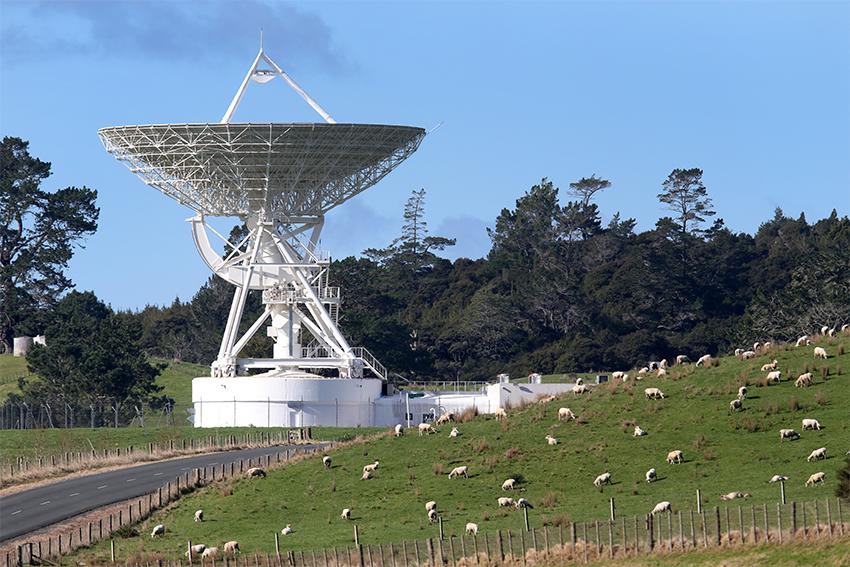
[275,533,281,565]
[713,507,720,547]
[524,507,529,531]
[696,489,701,514]
[610,498,615,522]
[778,503,783,544]
[781,480,786,505]
[425,539,435,567]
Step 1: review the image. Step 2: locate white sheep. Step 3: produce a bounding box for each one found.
[323,456,332,468]
[737,386,748,401]
[593,473,612,487]
[843,324,849,332]
[575,378,584,386]
[436,412,454,425]
[765,370,781,384]
[802,418,822,430]
[639,367,649,374]
[645,387,666,400]
[341,508,351,520]
[194,509,203,522]
[281,525,293,535]
[657,368,668,376]
[795,373,813,387]
[539,394,556,403]
[768,475,789,483]
[515,498,533,509]
[734,349,744,356]
[573,384,590,396]
[418,423,437,436]
[651,501,671,515]
[666,450,683,464]
[753,342,761,352]
[363,460,380,473]
[821,325,829,335]
[466,522,479,535]
[394,424,404,437]
[545,434,559,445]
[502,478,516,490]
[185,544,206,557]
[807,447,826,461]
[660,359,668,369]
[633,425,647,437]
[779,428,800,442]
[730,399,743,412]
[498,496,516,507]
[425,501,437,512]
[223,541,240,555]
[814,347,828,359]
[151,524,165,538]
[696,354,711,367]
[558,407,576,421]
[428,509,438,523]
[202,547,219,559]
[361,470,373,480]
[494,408,507,420]
[448,465,469,479]
[649,361,659,371]
[719,492,749,500]
[805,472,826,487]
[796,336,810,347]
[741,351,756,360]
[247,467,266,478]
[449,427,460,437]
[611,371,624,380]
[676,355,691,365]
[646,468,657,483]
[761,360,779,371]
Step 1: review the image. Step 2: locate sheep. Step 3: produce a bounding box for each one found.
[734,349,744,356]
[194,509,203,522]
[807,447,826,461]
[436,412,454,425]
[361,470,373,480]
[651,501,671,515]
[795,373,813,387]
[516,498,533,509]
[657,368,668,376]
[202,548,219,559]
[738,386,748,401]
[281,525,293,535]
[575,378,584,387]
[611,371,625,380]
[185,545,206,557]
[545,434,559,445]
[801,418,821,431]
[741,351,756,360]
[646,468,657,483]
[660,359,668,369]
[796,336,809,347]
[448,465,469,479]
[394,424,404,437]
[449,427,460,437]
[502,478,516,490]
[223,541,240,555]
[805,472,826,487]
[498,496,516,507]
[814,347,827,359]
[768,475,789,483]
[821,325,829,335]
[558,407,577,421]
[639,367,649,374]
[779,429,800,442]
[730,399,743,412]
[247,467,266,478]
[633,425,647,437]
[696,354,711,367]
[418,423,437,436]
[573,384,590,396]
[753,342,761,352]
[539,395,556,403]
[719,492,749,500]
[494,408,507,420]
[843,324,849,332]
[151,524,165,538]
[428,509,438,523]
[761,360,779,371]
[323,456,332,468]
[363,460,380,473]
[649,361,659,371]
[666,450,683,464]
[466,522,479,535]
[645,387,666,400]
[425,501,437,512]
[765,370,781,384]
[593,473,612,487]
[676,355,691,365]
[341,508,351,520]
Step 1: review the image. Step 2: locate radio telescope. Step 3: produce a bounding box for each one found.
[99,47,426,383]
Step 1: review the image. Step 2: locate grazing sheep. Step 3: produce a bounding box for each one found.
[516,498,533,509]
[539,395,556,403]
[498,497,516,507]
[765,371,782,384]
[428,509,438,523]
[394,424,404,437]
[738,386,748,401]
[194,509,203,522]
[645,387,666,400]
[363,460,380,473]
[796,336,809,347]
[719,492,749,500]
[807,447,827,461]
[651,501,671,515]
[502,478,516,490]
[801,418,822,430]
[741,351,756,360]
[224,541,240,555]
[202,548,219,559]
[805,472,826,487]
[494,408,507,420]
[660,359,668,369]
[185,545,206,557]
[436,412,454,425]
[323,456,332,468]
[612,371,625,380]
[573,384,590,396]
[341,508,351,520]
[814,347,828,359]
[639,367,649,374]
[281,525,293,535]
[646,468,657,483]
[761,360,779,371]
[666,450,683,464]
[361,470,373,480]
[425,501,437,512]
[466,522,479,535]
[795,373,813,387]
[151,524,165,538]
[676,355,691,365]
[418,423,437,436]
[730,399,743,412]
[448,465,469,479]
[247,467,266,479]
[696,354,711,367]
[633,425,647,437]
[768,475,789,483]
[545,434,559,445]
[449,427,460,437]
[656,368,668,376]
[558,407,577,421]
[779,429,800,441]
[594,473,612,487]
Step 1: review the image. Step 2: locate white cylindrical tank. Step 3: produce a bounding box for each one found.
[13,336,33,357]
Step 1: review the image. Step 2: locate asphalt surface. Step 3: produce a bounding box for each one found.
[0,444,319,543]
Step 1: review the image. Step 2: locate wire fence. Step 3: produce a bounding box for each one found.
[0,397,180,431]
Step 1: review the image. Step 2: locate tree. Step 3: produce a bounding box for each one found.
[0,137,99,353]
[568,174,610,207]
[657,168,715,238]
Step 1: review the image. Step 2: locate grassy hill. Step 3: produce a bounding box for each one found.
[64,335,849,564]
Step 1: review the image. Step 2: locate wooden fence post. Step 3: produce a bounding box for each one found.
[425,539,435,567]
[714,507,720,547]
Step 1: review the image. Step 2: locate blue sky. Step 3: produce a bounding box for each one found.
[1,1,847,312]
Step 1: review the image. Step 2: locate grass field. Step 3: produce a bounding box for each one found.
[49,335,849,565]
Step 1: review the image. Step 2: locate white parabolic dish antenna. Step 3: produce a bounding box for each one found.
[99,47,426,379]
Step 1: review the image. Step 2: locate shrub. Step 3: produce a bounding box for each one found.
[113,525,139,539]
[433,463,443,475]
[816,392,827,406]
[789,396,799,412]
[504,446,522,459]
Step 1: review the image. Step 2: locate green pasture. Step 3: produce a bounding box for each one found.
[64,337,848,564]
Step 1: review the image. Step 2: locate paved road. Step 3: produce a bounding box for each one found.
[0,444,318,543]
